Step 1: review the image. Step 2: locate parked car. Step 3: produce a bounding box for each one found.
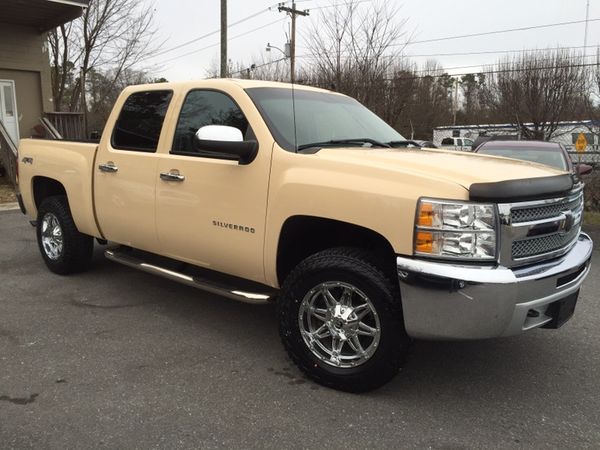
[473,140,593,176]
[16,79,593,392]
[470,134,518,151]
[412,140,437,148]
[440,136,473,151]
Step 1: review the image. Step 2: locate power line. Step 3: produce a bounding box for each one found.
[230,57,289,76]
[396,17,600,48]
[296,49,600,74]
[150,2,291,59]
[150,18,287,66]
[309,0,372,11]
[377,62,600,82]
[296,44,597,59]
[400,45,598,59]
[298,18,600,59]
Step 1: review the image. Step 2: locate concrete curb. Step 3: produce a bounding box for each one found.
[0,202,19,212]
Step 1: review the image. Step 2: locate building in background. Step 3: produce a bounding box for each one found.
[0,0,88,144]
[433,120,600,159]
[0,0,87,184]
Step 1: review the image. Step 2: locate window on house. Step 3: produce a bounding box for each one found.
[3,85,14,117]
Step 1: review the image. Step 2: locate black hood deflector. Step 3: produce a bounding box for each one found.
[469,174,574,202]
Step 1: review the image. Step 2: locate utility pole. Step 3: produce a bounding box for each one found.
[278,2,309,83]
[452,78,459,126]
[220,0,227,78]
[584,0,590,57]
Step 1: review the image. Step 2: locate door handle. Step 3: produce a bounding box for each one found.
[160,171,185,182]
[98,162,118,173]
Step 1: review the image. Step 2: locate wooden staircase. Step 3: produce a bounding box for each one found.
[0,120,17,187]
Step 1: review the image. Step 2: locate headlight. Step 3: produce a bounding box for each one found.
[414,199,497,260]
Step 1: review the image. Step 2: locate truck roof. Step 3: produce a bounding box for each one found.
[122,78,341,95]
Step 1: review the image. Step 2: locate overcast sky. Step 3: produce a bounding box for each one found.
[142,0,600,81]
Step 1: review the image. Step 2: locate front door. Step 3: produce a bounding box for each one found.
[0,80,19,144]
[155,89,271,283]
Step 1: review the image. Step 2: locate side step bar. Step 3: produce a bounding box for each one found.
[105,248,277,305]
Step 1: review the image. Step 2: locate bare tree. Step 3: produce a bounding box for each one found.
[49,0,161,132]
[303,0,409,101]
[481,50,589,140]
[583,48,600,144]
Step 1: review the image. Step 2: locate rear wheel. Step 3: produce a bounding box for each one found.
[36,196,93,275]
[278,247,409,392]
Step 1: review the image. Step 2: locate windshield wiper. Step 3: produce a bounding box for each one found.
[387,140,424,148]
[297,138,391,151]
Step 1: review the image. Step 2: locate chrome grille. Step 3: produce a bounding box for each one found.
[511,226,580,259]
[498,184,584,267]
[511,197,581,223]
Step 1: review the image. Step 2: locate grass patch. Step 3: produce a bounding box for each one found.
[584,211,600,226]
[0,177,16,204]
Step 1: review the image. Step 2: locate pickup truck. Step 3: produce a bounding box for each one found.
[16,79,593,392]
[440,136,474,151]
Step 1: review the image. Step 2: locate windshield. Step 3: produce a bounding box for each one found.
[245,87,405,151]
[477,147,568,170]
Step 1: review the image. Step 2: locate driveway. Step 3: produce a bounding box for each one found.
[1,209,599,449]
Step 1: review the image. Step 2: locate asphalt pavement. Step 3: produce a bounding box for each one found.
[1,209,599,449]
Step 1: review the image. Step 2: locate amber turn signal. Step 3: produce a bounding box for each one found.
[417,202,434,227]
[415,231,433,253]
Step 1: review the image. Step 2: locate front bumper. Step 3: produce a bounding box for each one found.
[396,232,593,340]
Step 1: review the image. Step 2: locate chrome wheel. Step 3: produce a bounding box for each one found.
[298,281,381,368]
[41,212,63,260]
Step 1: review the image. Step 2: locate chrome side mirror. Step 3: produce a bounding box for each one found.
[194,125,258,165]
[195,125,243,142]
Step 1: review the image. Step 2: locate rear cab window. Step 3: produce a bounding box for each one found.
[112,90,173,152]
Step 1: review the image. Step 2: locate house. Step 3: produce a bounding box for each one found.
[433,120,600,164]
[0,0,88,183]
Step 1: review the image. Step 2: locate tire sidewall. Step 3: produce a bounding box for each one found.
[280,254,406,390]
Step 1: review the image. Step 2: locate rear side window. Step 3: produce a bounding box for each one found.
[112,90,172,152]
[441,138,454,145]
[172,90,249,154]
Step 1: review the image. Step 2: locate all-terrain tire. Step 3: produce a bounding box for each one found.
[36,195,93,275]
[278,247,410,392]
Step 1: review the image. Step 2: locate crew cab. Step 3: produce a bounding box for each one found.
[16,79,593,392]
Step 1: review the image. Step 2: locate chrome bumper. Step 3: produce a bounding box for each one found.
[396,233,593,340]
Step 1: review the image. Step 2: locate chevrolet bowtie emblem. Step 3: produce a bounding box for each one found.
[559,211,575,234]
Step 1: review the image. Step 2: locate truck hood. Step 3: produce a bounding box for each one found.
[314,147,565,190]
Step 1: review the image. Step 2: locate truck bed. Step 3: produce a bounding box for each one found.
[18,138,102,238]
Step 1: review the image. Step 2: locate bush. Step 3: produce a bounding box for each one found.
[584,171,600,212]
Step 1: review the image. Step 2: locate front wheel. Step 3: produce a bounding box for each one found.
[36,195,93,275]
[278,248,410,392]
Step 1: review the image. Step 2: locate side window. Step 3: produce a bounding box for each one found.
[112,90,172,152]
[172,90,249,155]
[441,138,453,145]
[456,139,463,146]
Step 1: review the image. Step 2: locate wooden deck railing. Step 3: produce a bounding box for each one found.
[0,120,18,187]
[43,112,85,140]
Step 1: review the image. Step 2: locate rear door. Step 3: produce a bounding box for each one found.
[155,88,271,283]
[94,89,173,250]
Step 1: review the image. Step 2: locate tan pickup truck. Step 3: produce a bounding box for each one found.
[16,79,593,392]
